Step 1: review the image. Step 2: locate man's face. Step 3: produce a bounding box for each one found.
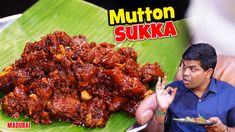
[182,60,211,89]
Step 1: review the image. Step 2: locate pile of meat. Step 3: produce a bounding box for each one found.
[0,31,164,128]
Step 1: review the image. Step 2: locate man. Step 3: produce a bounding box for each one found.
[135,43,235,132]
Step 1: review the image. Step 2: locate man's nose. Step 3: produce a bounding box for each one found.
[183,68,190,76]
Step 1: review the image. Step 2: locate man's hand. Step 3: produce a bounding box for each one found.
[155,77,177,112]
[204,117,227,132]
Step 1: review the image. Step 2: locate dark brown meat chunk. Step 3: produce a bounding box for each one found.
[122,97,140,116]
[78,97,109,128]
[103,68,147,97]
[1,92,25,118]
[139,63,165,84]
[47,93,80,121]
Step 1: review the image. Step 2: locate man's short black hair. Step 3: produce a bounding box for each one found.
[183,43,217,70]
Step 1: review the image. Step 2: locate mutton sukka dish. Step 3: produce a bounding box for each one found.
[0,31,164,128]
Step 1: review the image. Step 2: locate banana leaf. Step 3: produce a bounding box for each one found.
[0,0,189,131]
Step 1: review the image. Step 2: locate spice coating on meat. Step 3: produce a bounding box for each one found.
[0,31,164,128]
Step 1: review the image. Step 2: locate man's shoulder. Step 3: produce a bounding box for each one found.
[166,80,184,88]
[214,78,235,92]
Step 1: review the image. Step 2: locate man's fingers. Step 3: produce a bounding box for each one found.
[165,87,173,93]
[156,76,168,90]
[156,77,161,90]
[162,90,168,95]
[208,117,219,124]
[162,76,167,88]
[165,87,177,97]
[170,87,177,98]
[206,117,222,128]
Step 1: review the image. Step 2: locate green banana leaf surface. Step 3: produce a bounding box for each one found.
[0,0,189,131]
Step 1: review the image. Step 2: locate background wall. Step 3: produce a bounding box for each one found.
[0,0,38,18]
